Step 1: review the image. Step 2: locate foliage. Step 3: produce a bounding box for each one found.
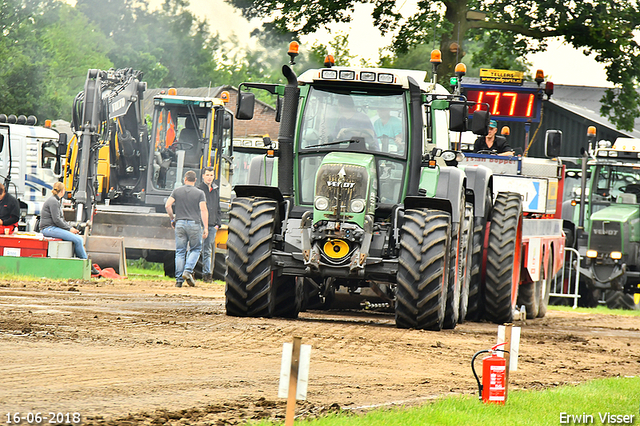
[0,0,297,121]
[74,0,226,88]
[227,0,640,131]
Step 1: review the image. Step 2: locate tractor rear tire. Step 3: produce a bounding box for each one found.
[395,209,450,330]
[537,253,553,318]
[225,197,280,317]
[163,255,175,278]
[579,283,601,308]
[516,279,543,319]
[517,280,539,319]
[212,249,227,281]
[465,222,485,321]
[444,192,466,330]
[484,192,523,324]
[273,275,303,318]
[458,203,474,323]
[443,222,461,329]
[466,188,492,322]
[604,290,639,310]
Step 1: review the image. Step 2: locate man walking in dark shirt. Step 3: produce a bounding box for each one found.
[197,167,222,282]
[0,183,20,234]
[165,170,208,287]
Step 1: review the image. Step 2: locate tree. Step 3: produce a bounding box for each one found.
[227,0,640,131]
[75,0,227,88]
[0,0,113,120]
[36,4,114,120]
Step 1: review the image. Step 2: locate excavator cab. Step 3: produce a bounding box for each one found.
[151,108,208,189]
[146,91,233,206]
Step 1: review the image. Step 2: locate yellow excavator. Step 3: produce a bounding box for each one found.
[64,69,233,275]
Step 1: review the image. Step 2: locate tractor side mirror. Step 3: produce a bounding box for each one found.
[236,91,255,120]
[57,133,68,156]
[471,110,490,135]
[449,103,468,132]
[545,130,562,158]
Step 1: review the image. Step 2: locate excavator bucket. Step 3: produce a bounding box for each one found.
[89,206,175,271]
[85,235,127,276]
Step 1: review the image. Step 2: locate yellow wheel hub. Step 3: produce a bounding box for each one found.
[323,239,349,259]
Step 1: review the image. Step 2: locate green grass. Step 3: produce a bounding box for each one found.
[126,259,172,281]
[252,377,640,426]
[126,267,172,280]
[549,304,640,317]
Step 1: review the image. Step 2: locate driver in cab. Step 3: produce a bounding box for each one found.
[333,96,378,150]
[474,120,514,156]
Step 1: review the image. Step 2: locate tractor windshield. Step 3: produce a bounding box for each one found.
[299,88,407,156]
[297,87,408,206]
[592,165,640,209]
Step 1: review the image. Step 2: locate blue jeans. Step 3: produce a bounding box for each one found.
[201,226,218,275]
[175,220,203,283]
[41,226,88,259]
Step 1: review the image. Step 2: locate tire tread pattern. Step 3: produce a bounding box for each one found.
[396,209,450,330]
[484,192,522,324]
[225,197,277,317]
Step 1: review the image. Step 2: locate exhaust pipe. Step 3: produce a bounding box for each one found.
[278,65,299,199]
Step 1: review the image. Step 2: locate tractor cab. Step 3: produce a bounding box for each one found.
[296,81,409,212]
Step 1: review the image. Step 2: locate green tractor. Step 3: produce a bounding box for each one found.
[225,54,521,329]
[576,132,640,309]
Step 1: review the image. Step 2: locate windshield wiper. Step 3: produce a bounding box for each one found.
[306,137,363,149]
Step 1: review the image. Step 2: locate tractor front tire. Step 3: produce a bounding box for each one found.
[604,290,639,310]
[396,209,450,330]
[225,197,279,317]
[484,192,523,324]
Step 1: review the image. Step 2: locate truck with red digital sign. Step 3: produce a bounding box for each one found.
[455,68,567,320]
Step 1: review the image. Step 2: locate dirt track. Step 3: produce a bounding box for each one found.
[1,277,639,425]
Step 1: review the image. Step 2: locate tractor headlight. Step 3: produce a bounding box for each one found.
[611,251,622,260]
[315,196,330,211]
[350,198,365,213]
[321,69,338,79]
[360,72,376,81]
[586,250,598,258]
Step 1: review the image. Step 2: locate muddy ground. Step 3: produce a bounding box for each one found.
[0,277,638,425]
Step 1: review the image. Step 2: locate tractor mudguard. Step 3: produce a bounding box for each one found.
[434,167,466,224]
[247,154,277,186]
[404,196,452,215]
[461,164,493,220]
[234,184,285,205]
[233,185,287,236]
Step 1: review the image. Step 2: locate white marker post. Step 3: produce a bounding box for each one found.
[279,337,311,426]
[497,324,521,402]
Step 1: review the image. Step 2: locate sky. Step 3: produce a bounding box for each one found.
[166,0,613,88]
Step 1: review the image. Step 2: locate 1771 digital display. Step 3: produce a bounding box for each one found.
[464,89,539,119]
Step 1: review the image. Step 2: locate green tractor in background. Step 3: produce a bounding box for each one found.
[576,130,640,309]
[224,49,523,329]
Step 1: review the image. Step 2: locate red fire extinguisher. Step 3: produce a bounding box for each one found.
[471,342,509,404]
